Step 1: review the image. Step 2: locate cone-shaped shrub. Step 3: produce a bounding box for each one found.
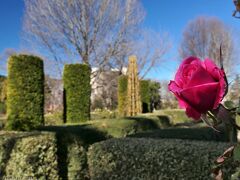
[118,75,128,116]
[63,64,91,123]
[7,54,44,131]
[140,80,150,113]
[127,55,141,116]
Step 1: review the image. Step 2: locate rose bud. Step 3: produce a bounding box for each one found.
[168,57,227,120]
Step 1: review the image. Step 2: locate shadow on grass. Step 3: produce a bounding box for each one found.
[39,125,108,146]
[128,126,228,142]
[126,115,171,130]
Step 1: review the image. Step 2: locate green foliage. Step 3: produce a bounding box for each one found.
[40,124,108,179]
[224,100,236,109]
[140,80,150,113]
[0,75,7,103]
[233,144,240,161]
[45,111,64,126]
[0,77,7,115]
[117,75,128,117]
[63,64,91,123]
[149,81,161,111]
[88,138,233,179]
[0,102,6,115]
[6,55,44,131]
[56,133,89,179]
[0,132,59,179]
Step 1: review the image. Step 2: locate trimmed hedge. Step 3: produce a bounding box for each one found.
[117,75,128,117]
[56,133,89,179]
[140,80,150,113]
[39,125,108,179]
[88,138,234,180]
[0,131,59,179]
[63,64,91,123]
[6,55,44,131]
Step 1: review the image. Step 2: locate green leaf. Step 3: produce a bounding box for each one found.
[233,145,240,161]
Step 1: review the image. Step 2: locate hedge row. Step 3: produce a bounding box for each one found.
[117,75,128,117]
[6,55,44,131]
[88,138,235,180]
[63,64,91,123]
[56,132,89,179]
[140,80,150,113]
[0,130,238,179]
[0,132,59,179]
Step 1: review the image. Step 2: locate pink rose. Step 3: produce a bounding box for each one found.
[168,57,227,120]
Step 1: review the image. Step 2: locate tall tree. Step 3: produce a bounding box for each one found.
[179,16,234,75]
[23,0,170,77]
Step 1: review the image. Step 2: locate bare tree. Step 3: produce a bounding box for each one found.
[23,0,143,71]
[105,29,171,79]
[135,30,171,79]
[23,0,171,79]
[179,16,234,75]
[0,48,17,74]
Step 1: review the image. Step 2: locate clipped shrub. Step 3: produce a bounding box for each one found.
[63,64,91,123]
[56,133,89,179]
[117,75,128,117]
[6,55,44,131]
[140,80,150,113]
[149,81,161,111]
[88,138,234,180]
[39,124,108,179]
[0,131,59,179]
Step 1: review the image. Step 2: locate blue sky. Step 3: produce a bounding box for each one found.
[0,0,239,80]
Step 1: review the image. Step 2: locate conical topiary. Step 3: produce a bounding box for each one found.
[127,55,141,116]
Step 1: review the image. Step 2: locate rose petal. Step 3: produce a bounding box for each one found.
[202,59,227,108]
[186,66,216,88]
[168,81,188,108]
[186,106,201,120]
[180,82,219,113]
[175,57,201,88]
[213,70,227,109]
[202,58,218,73]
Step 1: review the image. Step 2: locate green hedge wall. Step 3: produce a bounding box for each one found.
[0,132,59,179]
[88,138,235,180]
[63,64,91,123]
[117,75,128,117]
[57,133,89,179]
[6,55,44,131]
[140,80,150,113]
